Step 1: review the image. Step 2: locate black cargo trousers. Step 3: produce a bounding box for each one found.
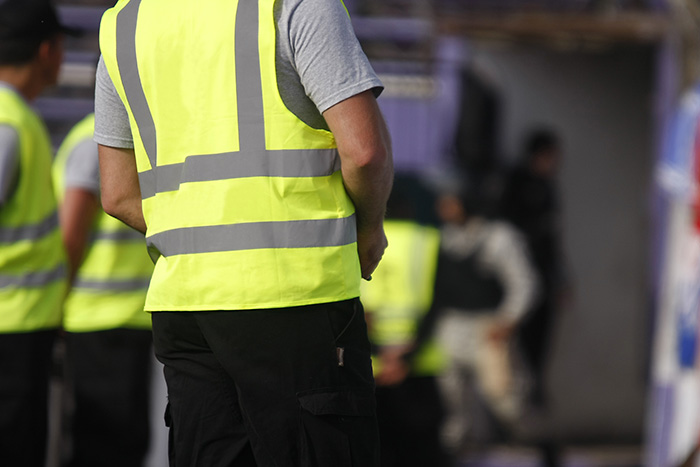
[152,298,380,467]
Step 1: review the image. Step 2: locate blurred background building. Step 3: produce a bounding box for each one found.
[39,0,700,466]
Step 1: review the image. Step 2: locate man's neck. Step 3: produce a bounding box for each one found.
[0,64,41,101]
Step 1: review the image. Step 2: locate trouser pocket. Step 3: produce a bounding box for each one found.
[297,388,378,467]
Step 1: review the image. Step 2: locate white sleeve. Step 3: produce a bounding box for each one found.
[481,222,539,322]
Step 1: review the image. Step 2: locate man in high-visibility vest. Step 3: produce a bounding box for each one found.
[360,187,447,467]
[0,1,70,465]
[95,1,393,465]
[53,113,155,467]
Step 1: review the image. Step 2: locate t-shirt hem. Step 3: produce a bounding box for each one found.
[94,132,135,149]
[64,180,100,195]
[316,78,384,114]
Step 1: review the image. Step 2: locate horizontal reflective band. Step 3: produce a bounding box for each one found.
[138,149,340,199]
[0,263,66,289]
[0,211,59,243]
[147,215,356,257]
[73,277,150,291]
[90,229,145,242]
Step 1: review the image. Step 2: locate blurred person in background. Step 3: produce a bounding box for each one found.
[0,0,70,465]
[502,129,568,409]
[361,181,447,467]
[411,185,538,460]
[53,113,155,467]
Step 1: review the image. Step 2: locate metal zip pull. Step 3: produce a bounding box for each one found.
[336,347,345,367]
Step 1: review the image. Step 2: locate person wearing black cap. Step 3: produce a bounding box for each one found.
[0,1,69,465]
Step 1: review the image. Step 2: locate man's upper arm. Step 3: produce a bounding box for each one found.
[323,90,390,169]
[0,125,20,207]
[288,0,383,116]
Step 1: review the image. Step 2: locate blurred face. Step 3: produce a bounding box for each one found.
[437,194,467,225]
[39,34,64,87]
[532,148,560,178]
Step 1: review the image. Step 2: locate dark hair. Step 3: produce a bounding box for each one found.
[0,0,72,66]
[0,38,44,66]
[524,129,560,161]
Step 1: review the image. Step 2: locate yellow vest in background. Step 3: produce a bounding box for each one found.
[53,114,153,332]
[0,86,66,333]
[99,0,360,311]
[361,220,445,376]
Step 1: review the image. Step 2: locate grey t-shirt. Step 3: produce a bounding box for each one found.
[95,0,382,148]
[0,124,19,206]
[64,139,100,195]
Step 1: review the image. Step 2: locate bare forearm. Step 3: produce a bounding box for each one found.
[342,149,393,232]
[59,188,99,281]
[98,145,146,233]
[325,90,393,231]
[324,90,394,279]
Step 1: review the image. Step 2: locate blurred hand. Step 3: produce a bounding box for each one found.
[357,224,387,280]
[487,320,516,343]
[375,346,411,387]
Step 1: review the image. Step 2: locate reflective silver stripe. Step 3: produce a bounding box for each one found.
[235,0,265,151]
[73,277,150,291]
[0,263,66,289]
[147,214,357,257]
[115,0,341,200]
[138,149,341,198]
[90,229,145,242]
[116,0,157,169]
[115,0,355,260]
[0,211,59,243]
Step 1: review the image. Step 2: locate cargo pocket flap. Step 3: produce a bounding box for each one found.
[298,389,375,417]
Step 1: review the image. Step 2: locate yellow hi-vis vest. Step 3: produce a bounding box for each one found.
[53,114,153,332]
[99,0,360,311]
[360,220,445,376]
[0,86,66,333]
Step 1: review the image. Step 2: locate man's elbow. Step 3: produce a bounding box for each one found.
[100,191,127,221]
[352,143,391,171]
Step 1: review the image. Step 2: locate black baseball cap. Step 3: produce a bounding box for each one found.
[0,0,81,43]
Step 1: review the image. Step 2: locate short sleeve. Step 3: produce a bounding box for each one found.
[288,0,383,114]
[0,125,19,206]
[64,138,101,196]
[94,56,134,149]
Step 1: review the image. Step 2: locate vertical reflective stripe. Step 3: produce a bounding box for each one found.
[116,0,157,169]
[235,0,266,151]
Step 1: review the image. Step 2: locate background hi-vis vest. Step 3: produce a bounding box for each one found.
[100,0,360,311]
[53,114,153,332]
[360,220,445,376]
[0,86,66,333]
